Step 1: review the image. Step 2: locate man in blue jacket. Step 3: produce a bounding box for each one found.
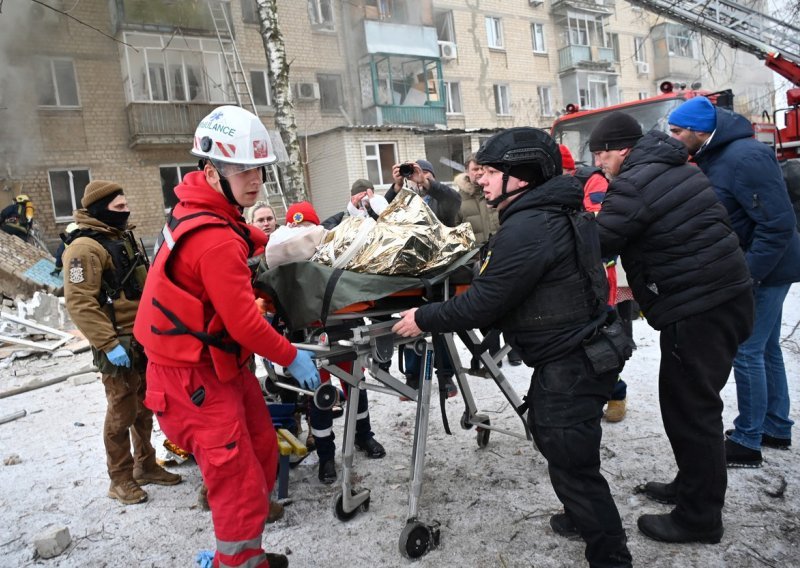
[669,96,800,467]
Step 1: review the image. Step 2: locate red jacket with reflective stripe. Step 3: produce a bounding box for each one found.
[134,171,296,381]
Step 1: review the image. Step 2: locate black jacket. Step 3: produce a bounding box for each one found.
[597,130,751,329]
[415,175,607,367]
[385,179,461,227]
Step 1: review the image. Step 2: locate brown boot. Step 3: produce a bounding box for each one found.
[133,464,182,486]
[266,500,284,523]
[198,484,210,511]
[605,399,627,422]
[108,479,148,505]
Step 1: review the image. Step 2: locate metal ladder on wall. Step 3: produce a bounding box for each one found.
[206,0,289,219]
[628,0,800,65]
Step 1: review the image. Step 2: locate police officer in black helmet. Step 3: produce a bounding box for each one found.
[394,127,633,567]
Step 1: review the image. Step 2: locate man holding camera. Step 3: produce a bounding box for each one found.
[386,159,461,227]
[385,159,461,397]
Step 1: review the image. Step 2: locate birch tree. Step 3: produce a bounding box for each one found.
[255,0,307,202]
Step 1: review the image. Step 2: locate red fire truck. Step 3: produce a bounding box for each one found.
[550,0,800,166]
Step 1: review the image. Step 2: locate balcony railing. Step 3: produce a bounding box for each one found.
[558,45,616,71]
[365,104,447,126]
[551,0,615,16]
[126,102,221,147]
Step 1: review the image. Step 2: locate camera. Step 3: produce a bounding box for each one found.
[398,162,415,178]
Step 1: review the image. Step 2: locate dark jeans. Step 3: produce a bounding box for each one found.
[658,290,754,530]
[528,350,631,568]
[402,334,454,382]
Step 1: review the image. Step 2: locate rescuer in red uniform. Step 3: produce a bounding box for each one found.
[134,105,320,568]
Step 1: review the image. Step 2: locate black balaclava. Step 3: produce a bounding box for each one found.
[88,190,130,230]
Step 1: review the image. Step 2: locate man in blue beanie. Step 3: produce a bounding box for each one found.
[669,96,800,468]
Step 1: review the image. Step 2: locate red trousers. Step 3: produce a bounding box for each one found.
[145,362,277,568]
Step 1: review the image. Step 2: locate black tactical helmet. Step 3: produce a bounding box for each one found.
[475,127,562,182]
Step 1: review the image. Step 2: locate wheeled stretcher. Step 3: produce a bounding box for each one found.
[257,255,532,559]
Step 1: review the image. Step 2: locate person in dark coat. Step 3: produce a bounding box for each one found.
[669,97,800,465]
[591,111,754,545]
[394,128,633,568]
[386,159,461,397]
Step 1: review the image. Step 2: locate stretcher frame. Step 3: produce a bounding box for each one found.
[266,274,532,559]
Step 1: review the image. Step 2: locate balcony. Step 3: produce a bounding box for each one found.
[363,20,439,58]
[363,104,446,126]
[558,45,616,72]
[126,102,219,147]
[551,0,615,16]
[115,0,223,35]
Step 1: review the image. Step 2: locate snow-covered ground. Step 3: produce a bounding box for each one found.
[2,288,799,567]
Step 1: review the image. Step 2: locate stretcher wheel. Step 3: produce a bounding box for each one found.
[399,520,440,559]
[476,417,491,449]
[333,492,369,521]
[412,338,427,356]
[313,383,338,410]
[460,412,474,430]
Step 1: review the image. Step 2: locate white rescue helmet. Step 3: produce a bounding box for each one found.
[191,105,276,175]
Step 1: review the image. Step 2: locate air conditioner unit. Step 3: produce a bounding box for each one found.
[528,0,544,6]
[294,82,320,101]
[438,41,458,61]
[636,61,650,75]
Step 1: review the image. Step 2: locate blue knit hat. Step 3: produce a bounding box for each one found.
[668,97,717,132]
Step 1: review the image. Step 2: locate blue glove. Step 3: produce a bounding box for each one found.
[106,344,131,368]
[287,349,320,390]
[195,550,214,568]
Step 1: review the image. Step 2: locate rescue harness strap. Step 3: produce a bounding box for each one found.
[150,297,240,356]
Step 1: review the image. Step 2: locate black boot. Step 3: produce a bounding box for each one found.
[355,436,386,459]
[318,459,337,484]
[642,480,678,505]
[266,553,289,568]
[725,438,762,468]
[549,512,581,539]
[637,513,723,544]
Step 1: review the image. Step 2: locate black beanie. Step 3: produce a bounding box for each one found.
[589,112,643,152]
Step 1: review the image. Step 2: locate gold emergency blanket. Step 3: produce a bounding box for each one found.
[311,188,476,275]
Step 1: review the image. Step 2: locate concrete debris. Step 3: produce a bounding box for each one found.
[33,526,71,559]
[4,453,22,465]
[0,309,77,354]
[68,372,99,386]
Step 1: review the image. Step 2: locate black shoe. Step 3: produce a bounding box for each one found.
[637,513,723,544]
[727,429,791,451]
[355,436,386,459]
[762,433,791,450]
[641,480,677,505]
[549,512,581,539]
[508,358,522,366]
[725,438,762,468]
[265,553,289,568]
[318,459,337,484]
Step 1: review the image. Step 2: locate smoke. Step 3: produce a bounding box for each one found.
[0,1,50,180]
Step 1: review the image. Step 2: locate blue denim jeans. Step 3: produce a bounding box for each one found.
[730,284,794,450]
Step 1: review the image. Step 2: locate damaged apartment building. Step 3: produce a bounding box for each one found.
[0,0,774,249]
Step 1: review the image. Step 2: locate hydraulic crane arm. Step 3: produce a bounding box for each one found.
[627,0,800,86]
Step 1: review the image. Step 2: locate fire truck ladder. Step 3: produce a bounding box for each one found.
[628,0,800,69]
[206,0,289,217]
